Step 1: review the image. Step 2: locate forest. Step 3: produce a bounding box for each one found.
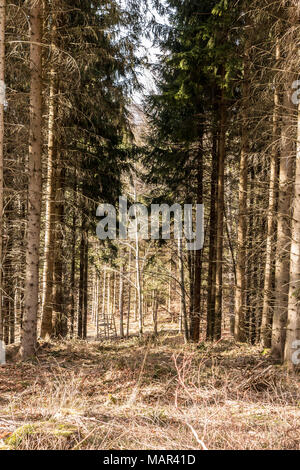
[0,0,299,452]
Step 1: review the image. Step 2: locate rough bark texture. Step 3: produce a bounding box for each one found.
[206,118,218,341]
[20,1,43,360]
[40,70,56,339]
[53,159,66,338]
[214,88,227,340]
[178,238,189,343]
[284,101,300,369]
[235,48,249,343]
[69,200,76,338]
[271,87,294,361]
[261,42,280,348]
[0,0,5,342]
[191,139,203,342]
[119,261,124,338]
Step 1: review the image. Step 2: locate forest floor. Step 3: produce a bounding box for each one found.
[0,320,299,450]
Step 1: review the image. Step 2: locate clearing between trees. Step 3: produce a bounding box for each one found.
[0,322,299,450]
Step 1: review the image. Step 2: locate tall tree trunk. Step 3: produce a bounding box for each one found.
[101,268,106,338]
[126,249,131,338]
[207,117,218,340]
[188,249,194,325]
[77,218,85,338]
[83,234,88,339]
[9,292,14,344]
[261,41,280,348]
[40,69,56,339]
[178,238,189,343]
[94,274,99,338]
[69,183,77,338]
[271,86,294,360]
[152,290,158,336]
[20,0,43,359]
[191,138,203,342]
[246,166,256,343]
[214,87,227,340]
[119,259,124,338]
[0,0,5,342]
[168,258,172,320]
[234,48,249,343]
[284,101,300,369]
[53,160,66,337]
[133,183,143,336]
[106,271,111,338]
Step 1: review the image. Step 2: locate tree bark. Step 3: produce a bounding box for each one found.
[101,268,106,338]
[234,47,249,343]
[53,159,66,337]
[153,290,158,336]
[261,41,280,348]
[271,86,294,360]
[78,218,85,338]
[0,0,5,342]
[83,235,88,339]
[126,249,131,338]
[214,87,227,340]
[191,138,203,342]
[284,101,300,369]
[40,68,56,339]
[119,259,124,338]
[178,238,189,343]
[69,178,77,338]
[206,115,218,341]
[133,183,143,336]
[20,0,43,360]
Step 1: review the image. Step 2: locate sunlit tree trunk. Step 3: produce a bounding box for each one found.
[235,47,249,343]
[261,42,280,348]
[69,179,77,338]
[133,183,143,336]
[20,0,43,359]
[119,259,124,338]
[178,238,188,343]
[106,272,111,338]
[83,235,88,338]
[77,218,85,338]
[284,101,300,369]
[40,68,56,339]
[206,111,218,341]
[271,86,294,360]
[126,248,131,338]
[0,0,5,342]
[101,268,106,338]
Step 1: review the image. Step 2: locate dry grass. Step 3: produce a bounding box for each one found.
[0,332,299,450]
